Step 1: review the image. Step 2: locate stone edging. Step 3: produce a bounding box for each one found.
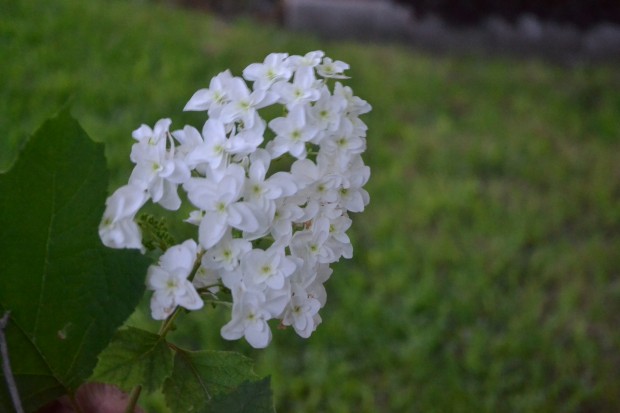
[282,0,620,63]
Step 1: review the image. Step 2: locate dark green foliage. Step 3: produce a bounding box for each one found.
[92,327,274,413]
[92,327,174,394]
[210,378,275,413]
[163,350,270,412]
[0,109,151,412]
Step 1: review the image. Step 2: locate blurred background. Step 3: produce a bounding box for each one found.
[1,0,619,411]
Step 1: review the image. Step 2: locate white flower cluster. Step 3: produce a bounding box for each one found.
[99,51,371,348]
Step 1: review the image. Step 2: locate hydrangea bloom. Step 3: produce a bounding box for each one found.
[100,51,371,348]
[147,239,203,320]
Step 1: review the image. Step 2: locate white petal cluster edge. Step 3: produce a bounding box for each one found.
[98,51,371,348]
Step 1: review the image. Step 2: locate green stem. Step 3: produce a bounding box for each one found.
[187,250,205,283]
[158,306,182,337]
[124,385,142,413]
[67,394,84,413]
[205,299,233,307]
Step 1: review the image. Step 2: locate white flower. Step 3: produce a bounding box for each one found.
[308,263,332,307]
[99,184,148,250]
[309,85,347,138]
[270,197,305,243]
[325,214,353,260]
[147,239,203,320]
[319,119,366,165]
[184,164,261,249]
[221,287,289,348]
[243,52,292,90]
[201,230,252,272]
[337,154,370,213]
[221,290,273,348]
[290,224,337,265]
[129,119,190,210]
[334,81,372,116]
[185,118,229,170]
[241,247,297,291]
[271,71,320,110]
[316,57,350,79]
[131,118,170,147]
[219,76,277,128]
[245,149,297,208]
[184,70,235,116]
[227,113,266,156]
[291,157,340,204]
[172,125,203,162]
[282,286,321,338]
[287,50,324,86]
[268,105,318,159]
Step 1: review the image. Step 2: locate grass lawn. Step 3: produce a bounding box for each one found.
[2,0,620,411]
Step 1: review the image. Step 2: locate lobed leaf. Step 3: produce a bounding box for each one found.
[0,109,150,412]
[91,327,173,394]
[163,349,272,413]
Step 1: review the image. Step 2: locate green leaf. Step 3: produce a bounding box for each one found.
[92,327,173,393]
[210,377,275,413]
[162,350,265,412]
[0,109,151,412]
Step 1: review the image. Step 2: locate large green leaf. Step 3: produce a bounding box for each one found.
[91,327,173,393]
[0,109,150,412]
[163,349,273,413]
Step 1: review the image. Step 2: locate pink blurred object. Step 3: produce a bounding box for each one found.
[37,382,145,413]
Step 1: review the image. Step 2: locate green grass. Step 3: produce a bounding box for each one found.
[2,0,620,411]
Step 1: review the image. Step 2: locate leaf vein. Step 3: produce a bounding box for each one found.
[32,172,57,343]
[179,350,212,401]
[5,314,61,385]
[64,318,95,381]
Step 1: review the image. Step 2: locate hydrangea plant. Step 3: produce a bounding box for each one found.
[99,50,371,348]
[0,50,370,412]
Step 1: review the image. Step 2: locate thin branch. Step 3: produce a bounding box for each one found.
[124,385,142,413]
[204,300,233,308]
[0,311,24,413]
[157,306,182,337]
[67,394,85,413]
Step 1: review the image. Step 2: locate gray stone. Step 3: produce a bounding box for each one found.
[518,14,543,40]
[283,0,412,41]
[585,24,620,58]
[280,0,620,62]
